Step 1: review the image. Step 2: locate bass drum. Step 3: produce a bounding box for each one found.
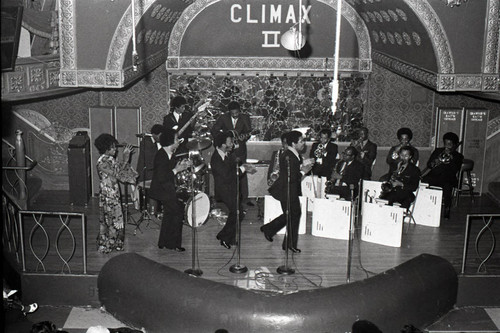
[184,192,211,228]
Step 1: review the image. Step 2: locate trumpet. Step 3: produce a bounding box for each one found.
[314,143,326,158]
[420,151,453,178]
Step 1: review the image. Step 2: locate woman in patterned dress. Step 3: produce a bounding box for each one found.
[94,134,138,253]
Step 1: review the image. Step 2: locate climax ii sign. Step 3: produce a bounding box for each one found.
[229,4,312,48]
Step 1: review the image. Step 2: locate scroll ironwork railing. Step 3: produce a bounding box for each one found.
[2,191,88,274]
[2,136,38,209]
[461,214,500,275]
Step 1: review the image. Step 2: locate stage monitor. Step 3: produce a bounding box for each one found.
[1,6,24,72]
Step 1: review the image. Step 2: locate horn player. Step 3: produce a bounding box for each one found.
[421,132,463,219]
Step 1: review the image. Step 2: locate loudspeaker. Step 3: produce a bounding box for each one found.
[68,132,91,205]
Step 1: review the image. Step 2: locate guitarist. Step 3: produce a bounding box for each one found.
[163,96,193,154]
[211,101,253,206]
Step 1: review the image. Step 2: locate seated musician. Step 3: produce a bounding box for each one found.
[379,146,421,209]
[267,132,288,187]
[421,132,463,219]
[163,96,193,154]
[326,146,364,201]
[136,124,164,216]
[381,127,419,181]
[211,132,256,250]
[350,127,377,180]
[309,128,338,180]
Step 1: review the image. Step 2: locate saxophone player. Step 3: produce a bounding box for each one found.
[327,146,364,201]
[309,128,338,179]
[381,127,419,181]
[379,146,421,209]
[350,127,377,180]
[421,132,463,219]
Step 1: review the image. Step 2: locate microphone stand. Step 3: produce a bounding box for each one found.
[185,154,203,277]
[128,135,156,235]
[230,158,248,274]
[346,184,356,283]
[277,156,295,275]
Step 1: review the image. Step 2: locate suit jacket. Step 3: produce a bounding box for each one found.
[210,149,240,202]
[424,148,463,184]
[355,139,377,179]
[136,137,160,182]
[148,149,178,202]
[210,112,252,160]
[268,149,302,202]
[163,111,194,141]
[309,141,338,178]
[334,159,364,190]
[387,144,419,174]
[395,162,421,193]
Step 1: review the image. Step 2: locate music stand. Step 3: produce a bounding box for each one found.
[128,134,159,235]
[230,161,248,274]
[185,151,203,277]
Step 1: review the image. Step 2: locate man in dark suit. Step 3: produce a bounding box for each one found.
[351,127,377,180]
[149,128,191,252]
[309,128,338,179]
[211,132,255,249]
[136,124,164,215]
[328,146,364,200]
[379,146,421,209]
[260,131,313,253]
[421,132,463,218]
[163,96,194,153]
[136,124,164,183]
[211,101,253,206]
[382,127,419,181]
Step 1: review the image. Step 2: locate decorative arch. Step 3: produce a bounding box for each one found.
[106,0,156,71]
[405,0,454,74]
[167,0,372,75]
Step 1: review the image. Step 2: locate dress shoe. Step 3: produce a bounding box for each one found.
[173,247,186,252]
[260,226,273,242]
[247,201,255,207]
[219,240,231,249]
[282,247,301,253]
[158,245,166,249]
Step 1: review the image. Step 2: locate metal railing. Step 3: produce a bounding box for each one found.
[2,131,38,208]
[461,213,500,274]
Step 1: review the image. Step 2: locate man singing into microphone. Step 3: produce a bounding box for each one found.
[211,132,255,249]
[260,131,313,253]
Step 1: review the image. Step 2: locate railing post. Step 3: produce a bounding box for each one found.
[15,130,27,200]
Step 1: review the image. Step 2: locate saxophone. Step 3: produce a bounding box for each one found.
[314,143,326,158]
[325,159,344,194]
[267,148,282,186]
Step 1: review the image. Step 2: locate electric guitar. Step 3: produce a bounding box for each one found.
[177,99,212,137]
[229,129,261,143]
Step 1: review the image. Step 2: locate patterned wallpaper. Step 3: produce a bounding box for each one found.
[10,64,499,148]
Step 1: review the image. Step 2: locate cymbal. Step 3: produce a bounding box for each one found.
[186,138,212,151]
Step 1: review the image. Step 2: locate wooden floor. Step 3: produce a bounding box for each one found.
[28,191,500,293]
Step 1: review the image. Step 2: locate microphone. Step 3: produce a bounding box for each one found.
[136,133,153,138]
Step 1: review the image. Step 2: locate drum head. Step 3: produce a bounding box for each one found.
[185,192,210,228]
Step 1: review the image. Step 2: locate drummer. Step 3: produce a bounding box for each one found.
[211,132,256,249]
[149,128,191,252]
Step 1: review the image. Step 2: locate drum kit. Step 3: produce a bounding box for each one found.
[175,137,212,228]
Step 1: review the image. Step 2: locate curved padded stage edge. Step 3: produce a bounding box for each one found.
[98,253,457,333]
